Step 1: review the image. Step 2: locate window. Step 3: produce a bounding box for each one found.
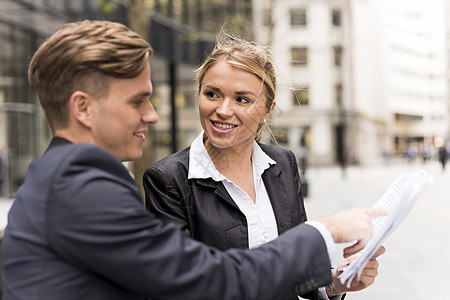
[271,128,289,146]
[333,46,342,66]
[332,9,341,26]
[395,114,423,122]
[291,47,308,65]
[173,89,196,109]
[335,84,343,106]
[293,87,309,106]
[290,8,306,26]
[264,8,272,26]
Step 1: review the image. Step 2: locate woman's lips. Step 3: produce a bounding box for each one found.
[211,121,237,133]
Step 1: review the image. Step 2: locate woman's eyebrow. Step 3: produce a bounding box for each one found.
[204,84,257,97]
[204,85,221,93]
[235,90,257,97]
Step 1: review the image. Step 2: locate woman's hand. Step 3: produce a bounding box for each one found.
[327,245,386,296]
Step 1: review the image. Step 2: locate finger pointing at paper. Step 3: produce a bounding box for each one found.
[316,207,389,257]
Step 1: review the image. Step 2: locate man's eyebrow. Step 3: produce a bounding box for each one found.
[130,92,152,99]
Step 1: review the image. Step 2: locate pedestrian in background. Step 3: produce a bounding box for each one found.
[143,32,385,300]
[439,144,448,170]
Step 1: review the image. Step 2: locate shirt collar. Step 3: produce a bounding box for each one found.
[188,131,276,181]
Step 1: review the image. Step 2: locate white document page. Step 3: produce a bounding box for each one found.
[338,169,434,287]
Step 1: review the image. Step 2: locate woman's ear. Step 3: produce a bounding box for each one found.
[70,91,93,128]
[264,101,276,120]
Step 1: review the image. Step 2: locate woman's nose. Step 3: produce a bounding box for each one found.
[216,98,233,117]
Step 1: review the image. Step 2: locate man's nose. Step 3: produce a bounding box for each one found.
[143,101,159,124]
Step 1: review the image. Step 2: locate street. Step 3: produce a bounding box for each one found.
[304,159,449,299]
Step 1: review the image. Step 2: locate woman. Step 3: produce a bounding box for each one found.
[143,34,382,300]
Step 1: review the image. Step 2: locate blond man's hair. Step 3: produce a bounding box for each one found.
[28,20,153,130]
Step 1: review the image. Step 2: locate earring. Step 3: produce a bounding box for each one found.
[263,119,267,123]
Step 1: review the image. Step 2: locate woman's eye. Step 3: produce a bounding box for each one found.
[236,97,250,104]
[204,91,219,99]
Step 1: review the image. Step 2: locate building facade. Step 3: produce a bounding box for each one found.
[379,0,448,158]
[254,0,449,167]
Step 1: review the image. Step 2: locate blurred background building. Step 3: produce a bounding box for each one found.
[0,0,449,197]
[254,0,449,167]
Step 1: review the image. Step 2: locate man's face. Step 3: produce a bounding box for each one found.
[90,62,158,162]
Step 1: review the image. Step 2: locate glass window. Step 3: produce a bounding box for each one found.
[335,84,343,106]
[290,8,306,26]
[334,46,342,66]
[264,8,272,26]
[0,24,41,196]
[293,87,309,106]
[332,9,341,26]
[291,47,308,65]
[395,114,423,122]
[175,89,196,109]
[271,128,289,147]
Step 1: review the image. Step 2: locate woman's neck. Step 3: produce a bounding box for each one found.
[204,139,254,175]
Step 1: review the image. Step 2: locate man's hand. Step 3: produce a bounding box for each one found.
[316,207,388,257]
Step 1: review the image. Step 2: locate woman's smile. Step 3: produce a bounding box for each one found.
[211,120,238,133]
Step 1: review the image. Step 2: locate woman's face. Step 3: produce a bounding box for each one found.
[198,60,274,153]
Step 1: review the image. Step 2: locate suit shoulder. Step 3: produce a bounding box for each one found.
[56,143,119,164]
[43,142,132,181]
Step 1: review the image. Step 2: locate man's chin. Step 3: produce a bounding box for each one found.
[118,150,143,163]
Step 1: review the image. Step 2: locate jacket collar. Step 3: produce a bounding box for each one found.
[188,132,290,233]
[188,131,275,181]
[262,162,291,234]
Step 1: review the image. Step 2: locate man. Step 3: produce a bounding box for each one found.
[2,20,385,300]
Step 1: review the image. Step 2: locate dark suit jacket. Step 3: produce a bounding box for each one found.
[2,138,332,300]
[143,144,320,299]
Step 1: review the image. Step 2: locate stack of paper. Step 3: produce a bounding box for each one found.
[338,169,434,287]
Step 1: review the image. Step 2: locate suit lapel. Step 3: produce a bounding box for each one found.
[193,163,292,234]
[194,178,240,210]
[262,164,291,234]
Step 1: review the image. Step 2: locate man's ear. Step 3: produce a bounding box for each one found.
[70,91,94,128]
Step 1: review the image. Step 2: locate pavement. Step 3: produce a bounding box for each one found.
[0,158,447,299]
[304,159,449,300]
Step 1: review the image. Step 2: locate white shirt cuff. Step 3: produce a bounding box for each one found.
[305,220,335,261]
